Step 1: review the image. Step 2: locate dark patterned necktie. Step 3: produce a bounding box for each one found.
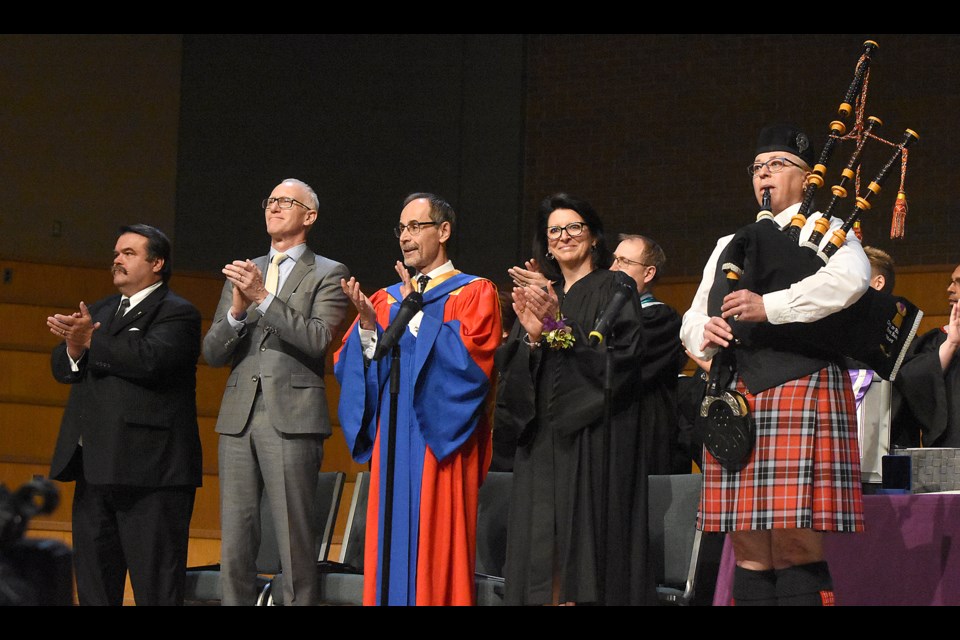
[115,298,130,318]
[418,275,430,293]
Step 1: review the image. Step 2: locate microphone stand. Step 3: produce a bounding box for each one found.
[379,342,401,606]
[599,326,614,606]
[596,286,643,606]
[372,287,423,604]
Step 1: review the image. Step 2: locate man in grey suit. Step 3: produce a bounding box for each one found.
[203,178,349,605]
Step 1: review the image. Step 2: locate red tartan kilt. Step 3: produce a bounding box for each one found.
[698,364,864,533]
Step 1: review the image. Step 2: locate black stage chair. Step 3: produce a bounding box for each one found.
[475,471,512,606]
[314,471,368,606]
[648,473,706,605]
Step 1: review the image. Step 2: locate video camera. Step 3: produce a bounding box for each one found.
[0,478,74,606]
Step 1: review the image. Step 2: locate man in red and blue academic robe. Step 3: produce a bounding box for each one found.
[335,193,501,605]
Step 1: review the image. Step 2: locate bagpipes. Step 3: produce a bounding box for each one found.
[700,40,924,471]
[782,40,880,242]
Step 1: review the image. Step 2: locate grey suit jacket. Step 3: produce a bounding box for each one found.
[202,248,349,436]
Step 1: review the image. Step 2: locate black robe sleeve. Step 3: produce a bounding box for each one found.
[638,302,688,474]
[893,328,960,447]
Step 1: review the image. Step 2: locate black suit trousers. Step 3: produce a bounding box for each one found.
[70,452,196,606]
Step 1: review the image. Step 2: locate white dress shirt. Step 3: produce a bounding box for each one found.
[359,261,455,359]
[681,202,871,361]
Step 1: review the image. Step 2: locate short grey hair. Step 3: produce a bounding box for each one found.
[282,178,320,211]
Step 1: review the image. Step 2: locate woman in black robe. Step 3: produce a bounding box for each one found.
[496,193,655,606]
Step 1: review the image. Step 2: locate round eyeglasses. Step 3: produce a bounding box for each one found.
[394,220,438,238]
[546,222,588,240]
[262,197,310,210]
[747,156,803,178]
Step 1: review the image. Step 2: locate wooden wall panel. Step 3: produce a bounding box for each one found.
[896,266,954,336]
[0,351,69,405]
[653,277,700,322]
[0,261,116,309]
[0,403,63,461]
[196,365,230,417]
[0,260,224,319]
[323,428,367,478]
[0,303,65,353]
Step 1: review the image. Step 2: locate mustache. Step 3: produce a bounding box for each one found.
[111,265,127,275]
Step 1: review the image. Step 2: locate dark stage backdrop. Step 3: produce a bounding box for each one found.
[0,35,182,269]
[521,34,960,279]
[3,34,957,294]
[174,34,526,294]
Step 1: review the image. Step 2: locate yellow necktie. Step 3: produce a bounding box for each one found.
[265,253,288,295]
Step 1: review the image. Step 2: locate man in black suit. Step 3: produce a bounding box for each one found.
[46,223,202,606]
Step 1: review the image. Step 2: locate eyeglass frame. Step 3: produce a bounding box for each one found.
[746,156,803,178]
[262,197,312,210]
[394,220,438,238]
[545,222,589,240]
[612,254,651,269]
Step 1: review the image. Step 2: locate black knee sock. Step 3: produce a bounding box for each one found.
[732,566,777,606]
[775,561,835,606]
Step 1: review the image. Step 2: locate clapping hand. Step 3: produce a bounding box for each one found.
[47,301,100,359]
[508,258,551,289]
[341,277,377,331]
[513,283,559,342]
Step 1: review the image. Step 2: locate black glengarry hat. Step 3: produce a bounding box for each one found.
[756,123,816,168]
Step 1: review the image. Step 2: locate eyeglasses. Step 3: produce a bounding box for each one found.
[747,156,803,177]
[612,255,649,269]
[262,197,311,210]
[394,220,437,238]
[546,222,588,240]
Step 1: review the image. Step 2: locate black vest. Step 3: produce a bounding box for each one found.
[707,219,835,395]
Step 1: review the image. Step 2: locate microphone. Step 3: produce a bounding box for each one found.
[372,290,424,361]
[588,271,636,347]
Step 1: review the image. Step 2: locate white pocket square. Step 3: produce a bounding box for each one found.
[128,327,141,332]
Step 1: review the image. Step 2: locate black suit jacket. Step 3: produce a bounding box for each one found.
[49,283,203,487]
